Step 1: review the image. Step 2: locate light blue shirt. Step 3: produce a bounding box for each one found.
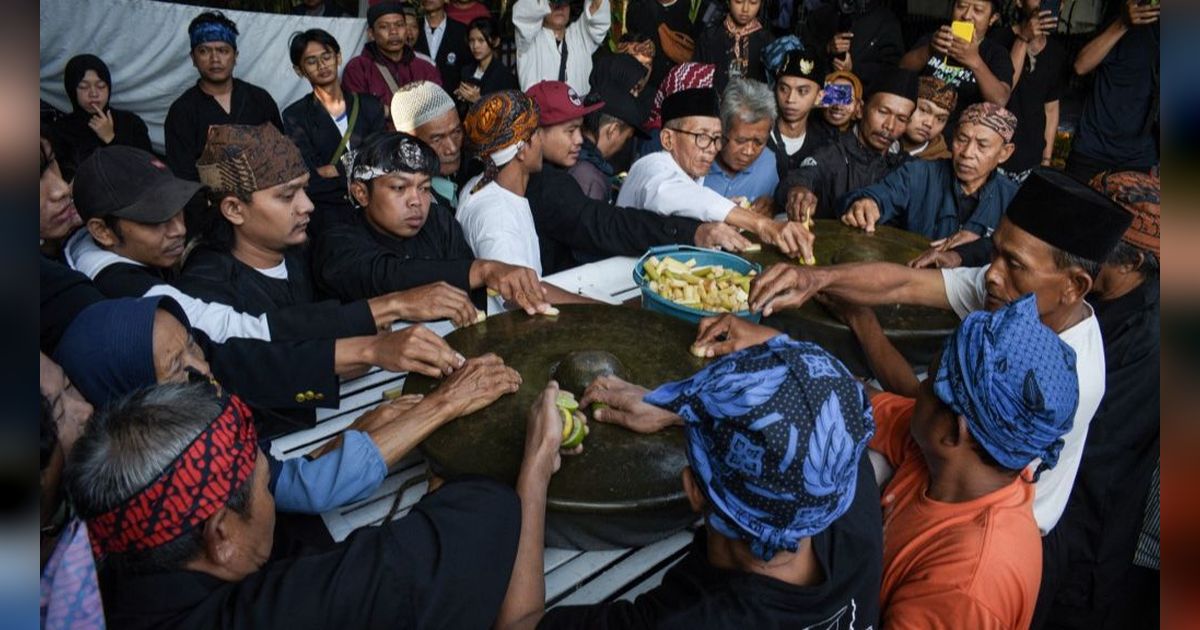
[702,149,780,201]
[271,430,387,514]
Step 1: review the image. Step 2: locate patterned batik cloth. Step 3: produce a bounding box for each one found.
[41,519,105,630]
[645,334,874,561]
[958,102,1018,143]
[1089,168,1160,257]
[933,293,1079,477]
[647,62,717,130]
[196,123,308,197]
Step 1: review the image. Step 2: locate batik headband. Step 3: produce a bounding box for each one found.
[196,124,307,197]
[345,132,441,188]
[85,393,259,556]
[189,21,237,50]
[959,102,1018,144]
[464,90,540,192]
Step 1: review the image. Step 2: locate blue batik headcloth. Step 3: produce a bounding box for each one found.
[645,335,874,561]
[933,293,1079,479]
[761,35,805,87]
[190,21,238,50]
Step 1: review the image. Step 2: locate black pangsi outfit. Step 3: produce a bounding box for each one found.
[100,477,521,630]
[416,16,471,94]
[313,202,481,302]
[527,164,703,275]
[164,79,283,181]
[282,92,386,232]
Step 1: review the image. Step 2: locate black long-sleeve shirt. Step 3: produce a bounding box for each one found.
[100,477,521,630]
[164,79,282,181]
[527,165,703,275]
[313,203,480,301]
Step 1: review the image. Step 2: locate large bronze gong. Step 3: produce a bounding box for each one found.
[403,304,707,549]
[742,219,960,376]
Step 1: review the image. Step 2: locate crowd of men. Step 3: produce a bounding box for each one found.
[40,0,1158,627]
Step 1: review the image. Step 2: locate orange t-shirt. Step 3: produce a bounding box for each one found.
[870,392,1042,630]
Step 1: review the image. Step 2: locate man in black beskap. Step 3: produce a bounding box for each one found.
[415,0,470,94]
[526,80,756,274]
[800,0,905,89]
[64,144,466,437]
[165,11,283,182]
[776,69,917,222]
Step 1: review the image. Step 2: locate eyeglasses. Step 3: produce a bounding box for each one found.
[302,51,337,70]
[671,128,725,150]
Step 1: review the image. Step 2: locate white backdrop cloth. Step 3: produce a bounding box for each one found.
[40,0,370,153]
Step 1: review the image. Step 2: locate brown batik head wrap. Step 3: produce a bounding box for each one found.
[196,123,308,197]
[917,76,958,113]
[1089,169,1161,258]
[463,90,540,193]
[958,103,1018,144]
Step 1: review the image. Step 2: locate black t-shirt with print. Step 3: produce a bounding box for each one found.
[539,455,882,630]
[917,32,1015,125]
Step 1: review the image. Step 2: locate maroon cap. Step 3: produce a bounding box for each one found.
[526,80,604,127]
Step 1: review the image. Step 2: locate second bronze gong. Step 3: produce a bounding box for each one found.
[403,304,707,549]
[742,219,960,375]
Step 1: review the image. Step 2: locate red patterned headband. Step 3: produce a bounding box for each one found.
[86,394,259,557]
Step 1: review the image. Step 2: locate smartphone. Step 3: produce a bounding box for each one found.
[819,83,854,108]
[951,20,976,42]
[1038,0,1061,18]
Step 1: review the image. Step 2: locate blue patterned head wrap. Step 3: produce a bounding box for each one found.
[190,21,237,50]
[761,36,805,88]
[933,293,1079,478]
[645,335,874,561]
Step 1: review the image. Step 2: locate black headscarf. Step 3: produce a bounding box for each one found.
[63,54,112,115]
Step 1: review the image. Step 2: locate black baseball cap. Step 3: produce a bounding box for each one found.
[592,87,649,139]
[73,146,203,224]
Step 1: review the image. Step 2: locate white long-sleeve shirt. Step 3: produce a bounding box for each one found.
[63,230,273,344]
[513,0,610,96]
[617,151,737,224]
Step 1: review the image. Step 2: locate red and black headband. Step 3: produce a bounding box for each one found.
[86,394,259,557]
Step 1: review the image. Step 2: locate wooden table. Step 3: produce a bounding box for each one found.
[269,257,695,607]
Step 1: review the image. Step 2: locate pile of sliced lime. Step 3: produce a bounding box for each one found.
[555,391,589,450]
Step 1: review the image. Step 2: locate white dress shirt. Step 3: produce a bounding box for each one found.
[424,17,448,61]
[617,151,737,223]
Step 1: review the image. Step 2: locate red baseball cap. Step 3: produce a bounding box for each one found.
[526,80,604,127]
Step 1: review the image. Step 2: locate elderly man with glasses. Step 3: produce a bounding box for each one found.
[617,85,813,260]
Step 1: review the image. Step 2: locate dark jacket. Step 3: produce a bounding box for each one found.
[569,138,614,202]
[453,58,519,117]
[840,159,1018,240]
[527,164,703,275]
[766,118,840,187]
[416,17,471,94]
[776,128,907,217]
[1038,281,1160,627]
[281,91,386,225]
[800,2,905,89]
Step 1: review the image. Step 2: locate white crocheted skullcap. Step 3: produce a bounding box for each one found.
[391,81,456,133]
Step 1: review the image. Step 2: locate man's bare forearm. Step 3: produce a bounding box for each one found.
[495,474,550,630]
[817,263,951,309]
